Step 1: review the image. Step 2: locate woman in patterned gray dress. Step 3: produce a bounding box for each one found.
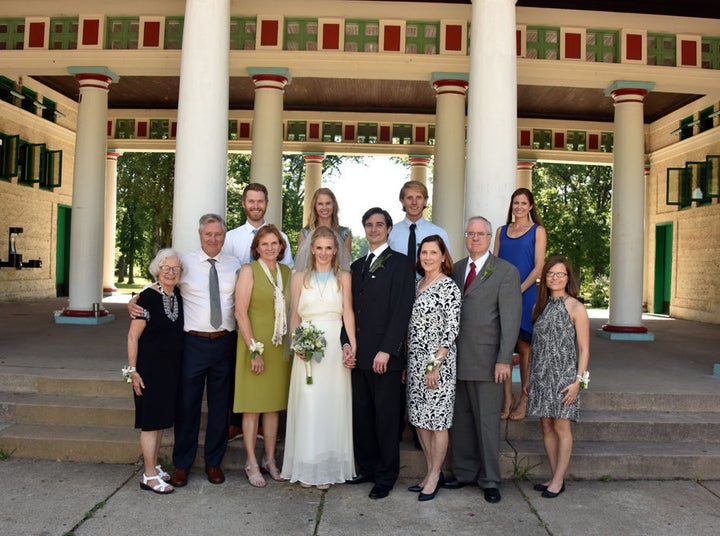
[406,236,461,501]
[527,256,590,498]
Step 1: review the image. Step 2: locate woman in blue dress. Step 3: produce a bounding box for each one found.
[493,188,547,421]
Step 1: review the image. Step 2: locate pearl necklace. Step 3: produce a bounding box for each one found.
[417,272,444,295]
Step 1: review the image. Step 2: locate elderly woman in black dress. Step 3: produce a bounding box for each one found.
[126,248,184,495]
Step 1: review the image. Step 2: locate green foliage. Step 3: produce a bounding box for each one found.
[351,234,368,261]
[584,273,610,308]
[512,456,542,481]
[226,153,252,229]
[0,447,16,460]
[116,153,175,282]
[533,163,612,290]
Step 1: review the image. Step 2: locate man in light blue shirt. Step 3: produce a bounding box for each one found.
[388,180,451,269]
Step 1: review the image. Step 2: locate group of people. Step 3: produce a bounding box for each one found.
[125,180,590,504]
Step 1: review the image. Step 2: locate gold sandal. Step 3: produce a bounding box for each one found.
[245,463,267,488]
[261,458,286,481]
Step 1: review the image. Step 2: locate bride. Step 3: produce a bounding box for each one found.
[281,226,357,489]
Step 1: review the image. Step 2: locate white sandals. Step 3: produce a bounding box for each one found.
[155,465,171,482]
[141,473,174,494]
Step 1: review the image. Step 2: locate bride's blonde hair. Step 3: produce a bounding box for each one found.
[303,226,342,290]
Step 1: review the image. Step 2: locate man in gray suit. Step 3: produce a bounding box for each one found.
[443,216,522,503]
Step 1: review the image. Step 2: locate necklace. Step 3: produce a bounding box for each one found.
[417,273,443,295]
[314,270,333,300]
[156,282,179,322]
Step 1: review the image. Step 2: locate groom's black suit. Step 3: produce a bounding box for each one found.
[350,247,414,488]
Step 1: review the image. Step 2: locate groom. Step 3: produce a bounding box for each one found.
[344,207,415,499]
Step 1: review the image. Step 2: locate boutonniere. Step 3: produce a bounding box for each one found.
[478,265,496,282]
[369,251,391,274]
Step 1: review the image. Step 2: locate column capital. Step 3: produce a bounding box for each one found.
[517,159,536,170]
[68,66,119,87]
[248,67,291,89]
[604,80,655,102]
[106,150,121,160]
[409,155,431,166]
[431,72,469,96]
[303,153,325,164]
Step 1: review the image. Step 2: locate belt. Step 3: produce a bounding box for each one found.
[186,330,231,339]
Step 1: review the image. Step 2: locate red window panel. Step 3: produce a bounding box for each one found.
[380,126,391,143]
[565,33,581,59]
[344,124,355,141]
[383,25,401,52]
[626,34,642,61]
[553,132,565,149]
[588,134,599,150]
[239,122,250,138]
[680,40,697,66]
[260,20,279,47]
[143,21,161,47]
[445,24,463,51]
[82,19,100,46]
[516,29,522,56]
[107,120,113,137]
[323,23,340,50]
[171,122,178,138]
[309,123,320,139]
[415,126,426,143]
[28,21,46,48]
[137,121,148,138]
[520,130,531,147]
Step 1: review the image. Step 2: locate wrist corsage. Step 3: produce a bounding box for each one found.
[249,339,265,359]
[425,356,441,374]
[122,366,136,383]
[576,370,590,389]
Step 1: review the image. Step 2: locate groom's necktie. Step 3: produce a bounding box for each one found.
[208,258,222,329]
[362,252,375,279]
[464,261,476,292]
[407,223,417,265]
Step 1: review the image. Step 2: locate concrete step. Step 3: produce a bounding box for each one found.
[0,392,134,427]
[580,391,720,413]
[0,373,128,398]
[507,439,720,480]
[505,410,720,443]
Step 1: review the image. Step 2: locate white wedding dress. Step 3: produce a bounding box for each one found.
[281,271,355,485]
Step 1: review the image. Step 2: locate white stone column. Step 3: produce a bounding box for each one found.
[432,75,468,259]
[408,155,431,185]
[302,153,324,225]
[172,0,230,254]
[57,68,118,324]
[465,0,518,233]
[600,81,655,341]
[517,159,536,190]
[102,150,120,295]
[249,68,290,227]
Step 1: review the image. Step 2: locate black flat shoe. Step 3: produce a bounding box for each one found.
[533,483,548,492]
[369,484,390,499]
[541,482,565,498]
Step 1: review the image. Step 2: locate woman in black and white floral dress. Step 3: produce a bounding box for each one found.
[406,235,461,502]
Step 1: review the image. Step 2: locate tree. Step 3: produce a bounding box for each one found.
[532,163,612,291]
[116,152,175,281]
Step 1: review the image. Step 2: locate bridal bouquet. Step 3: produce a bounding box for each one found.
[290,321,326,384]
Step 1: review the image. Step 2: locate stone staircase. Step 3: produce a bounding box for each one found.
[2,372,720,480]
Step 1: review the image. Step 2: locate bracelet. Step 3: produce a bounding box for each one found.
[576,370,590,389]
[121,366,136,383]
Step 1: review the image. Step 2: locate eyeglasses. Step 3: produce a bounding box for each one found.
[159,266,182,274]
[546,272,568,279]
[464,232,491,239]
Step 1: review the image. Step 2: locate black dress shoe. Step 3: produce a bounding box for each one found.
[484,487,502,503]
[442,478,467,489]
[541,482,565,498]
[369,484,390,499]
[347,473,373,485]
[411,472,443,495]
[407,484,423,492]
[533,483,548,492]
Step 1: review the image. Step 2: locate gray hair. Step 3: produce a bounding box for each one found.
[148,248,183,278]
[466,216,492,235]
[198,213,227,233]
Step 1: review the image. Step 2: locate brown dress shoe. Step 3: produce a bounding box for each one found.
[206,465,225,484]
[170,468,189,487]
[228,425,243,441]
